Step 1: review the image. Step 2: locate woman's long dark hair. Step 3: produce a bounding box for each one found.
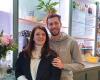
[24,25,50,59]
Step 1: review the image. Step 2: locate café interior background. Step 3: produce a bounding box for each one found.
[1,0,100,77]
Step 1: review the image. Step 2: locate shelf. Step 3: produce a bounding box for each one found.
[81,48,92,50]
[18,18,45,26]
[74,37,95,41]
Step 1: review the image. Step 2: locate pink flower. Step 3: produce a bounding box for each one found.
[1,35,12,45]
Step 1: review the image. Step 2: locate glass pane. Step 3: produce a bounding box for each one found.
[71,0,96,60]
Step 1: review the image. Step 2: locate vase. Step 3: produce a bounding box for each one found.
[0,58,7,79]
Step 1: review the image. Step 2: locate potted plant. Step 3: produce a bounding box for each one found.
[37,0,59,15]
[0,30,17,59]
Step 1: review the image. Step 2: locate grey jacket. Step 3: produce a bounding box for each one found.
[49,32,84,80]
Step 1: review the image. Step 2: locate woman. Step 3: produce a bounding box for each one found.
[15,25,61,80]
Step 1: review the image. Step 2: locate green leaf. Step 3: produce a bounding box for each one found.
[47,0,51,5]
[50,2,59,6]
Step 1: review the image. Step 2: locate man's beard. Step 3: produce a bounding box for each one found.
[50,30,60,36]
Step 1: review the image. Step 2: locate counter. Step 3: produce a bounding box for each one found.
[2,62,100,80]
[73,62,100,80]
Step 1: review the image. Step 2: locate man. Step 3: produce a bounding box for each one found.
[46,14,84,80]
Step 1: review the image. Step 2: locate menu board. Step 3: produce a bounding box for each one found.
[71,0,96,58]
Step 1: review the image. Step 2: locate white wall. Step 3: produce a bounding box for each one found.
[60,0,70,34]
[0,0,13,35]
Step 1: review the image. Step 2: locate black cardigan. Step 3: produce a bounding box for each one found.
[15,50,61,80]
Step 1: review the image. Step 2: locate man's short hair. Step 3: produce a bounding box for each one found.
[46,14,61,24]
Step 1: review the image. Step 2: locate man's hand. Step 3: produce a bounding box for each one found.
[52,57,64,69]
